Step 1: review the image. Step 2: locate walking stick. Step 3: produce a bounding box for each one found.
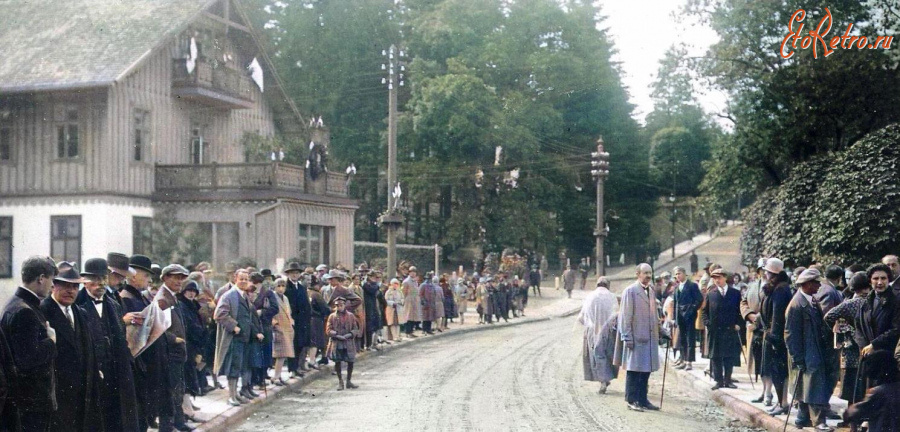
[783,370,802,432]
[660,340,670,409]
[735,328,755,390]
[851,356,864,405]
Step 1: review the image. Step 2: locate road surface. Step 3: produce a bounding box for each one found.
[232,315,760,432]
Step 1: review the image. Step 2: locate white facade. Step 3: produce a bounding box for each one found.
[0,195,153,302]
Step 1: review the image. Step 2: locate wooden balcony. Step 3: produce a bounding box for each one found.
[154,162,351,203]
[171,59,254,109]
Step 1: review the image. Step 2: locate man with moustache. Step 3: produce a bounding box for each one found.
[40,267,96,432]
[1,256,57,432]
[214,270,263,406]
[75,258,140,431]
[106,252,133,307]
[614,263,660,412]
[157,265,193,432]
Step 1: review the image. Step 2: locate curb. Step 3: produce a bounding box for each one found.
[196,305,582,432]
[661,354,803,432]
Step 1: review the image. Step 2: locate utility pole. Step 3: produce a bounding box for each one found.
[591,137,610,276]
[670,159,678,258]
[378,45,405,279]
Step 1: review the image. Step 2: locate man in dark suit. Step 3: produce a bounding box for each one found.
[76,258,140,432]
[785,268,837,430]
[157,264,193,432]
[702,267,743,390]
[284,262,312,375]
[0,255,57,432]
[673,266,702,371]
[40,267,96,432]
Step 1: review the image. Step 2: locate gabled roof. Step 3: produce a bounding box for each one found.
[0,0,307,137]
[0,0,211,92]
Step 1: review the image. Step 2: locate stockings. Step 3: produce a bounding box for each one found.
[334,361,355,382]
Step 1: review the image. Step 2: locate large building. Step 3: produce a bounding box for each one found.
[0,0,357,293]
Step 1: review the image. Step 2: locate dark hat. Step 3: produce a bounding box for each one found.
[54,267,86,284]
[333,296,347,303]
[56,261,75,271]
[285,262,303,273]
[261,268,273,278]
[81,258,109,277]
[107,253,135,277]
[182,280,200,294]
[129,255,153,273]
[250,272,265,284]
[825,265,844,281]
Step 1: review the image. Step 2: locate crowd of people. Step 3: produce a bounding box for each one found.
[0,252,548,432]
[580,257,900,431]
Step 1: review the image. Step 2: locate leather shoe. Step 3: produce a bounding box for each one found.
[236,394,250,404]
[724,382,738,389]
[240,389,257,400]
[751,395,765,403]
[642,402,660,411]
[246,387,260,398]
[627,402,644,412]
[768,406,786,416]
[674,363,686,370]
[795,419,813,427]
[711,383,723,390]
[345,381,359,389]
[227,397,241,407]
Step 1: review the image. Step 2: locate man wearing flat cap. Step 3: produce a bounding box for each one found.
[702,266,743,390]
[75,258,140,431]
[40,267,97,432]
[785,268,838,430]
[157,264,192,432]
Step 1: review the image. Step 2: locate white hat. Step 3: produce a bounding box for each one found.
[316,264,328,271]
[764,258,784,274]
[757,258,767,269]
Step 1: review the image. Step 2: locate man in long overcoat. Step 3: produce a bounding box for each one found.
[40,268,97,432]
[702,267,743,390]
[284,262,312,375]
[562,265,576,298]
[401,267,422,335]
[419,274,439,334]
[361,272,383,349]
[785,268,837,430]
[614,263,660,412]
[673,266,702,371]
[740,258,768,402]
[2,256,58,432]
[75,258,140,432]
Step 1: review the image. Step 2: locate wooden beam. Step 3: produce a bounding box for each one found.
[202,11,250,33]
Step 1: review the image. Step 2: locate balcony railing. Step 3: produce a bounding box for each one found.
[171,59,254,109]
[155,162,349,198]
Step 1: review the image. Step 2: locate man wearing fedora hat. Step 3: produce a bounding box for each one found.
[75,258,140,431]
[1,256,58,432]
[702,266,743,390]
[107,252,134,307]
[283,262,313,376]
[40,267,98,432]
[785,268,838,431]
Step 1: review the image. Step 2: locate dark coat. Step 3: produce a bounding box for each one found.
[74,288,140,432]
[177,295,205,396]
[0,288,56,413]
[285,280,312,348]
[161,287,187,363]
[845,381,900,432]
[362,282,382,331]
[674,281,702,327]
[119,285,161,426]
[39,298,96,432]
[308,290,330,350]
[758,281,791,381]
[785,291,836,405]
[701,285,742,362]
[854,289,900,353]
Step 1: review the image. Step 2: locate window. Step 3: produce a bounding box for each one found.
[55,105,79,159]
[0,217,11,278]
[190,122,209,164]
[133,109,151,162]
[0,126,11,162]
[51,216,81,267]
[133,217,153,256]
[299,224,331,265]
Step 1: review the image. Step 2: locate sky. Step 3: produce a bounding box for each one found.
[598,0,729,125]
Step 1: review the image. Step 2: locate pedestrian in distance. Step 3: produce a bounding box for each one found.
[562,265,576,298]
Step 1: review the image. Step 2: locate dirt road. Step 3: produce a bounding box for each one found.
[232,315,760,432]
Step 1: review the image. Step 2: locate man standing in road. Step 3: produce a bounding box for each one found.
[579,277,618,394]
[672,266,701,371]
[562,265,576,298]
[785,268,837,431]
[614,263,660,412]
[702,267,742,390]
[529,265,542,298]
[579,258,590,290]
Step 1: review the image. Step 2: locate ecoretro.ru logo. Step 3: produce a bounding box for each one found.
[780,8,893,59]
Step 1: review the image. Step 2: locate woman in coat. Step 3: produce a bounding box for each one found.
[384,278,405,341]
[454,279,469,324]
[401,268,422,335]
[441,277,457,328]
[270,278,294,386]
[308,281,331,367]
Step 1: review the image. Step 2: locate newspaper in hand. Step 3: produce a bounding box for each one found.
[126,287,175,357]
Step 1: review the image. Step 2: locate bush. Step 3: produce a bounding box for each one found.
[763,155,830,266]
[810,123,900,263]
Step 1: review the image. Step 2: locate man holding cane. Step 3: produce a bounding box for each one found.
[702,267,743,390]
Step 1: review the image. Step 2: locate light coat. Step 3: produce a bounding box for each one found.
[271,293,295,359]
[384,287,405,326]
[614,282,660,373]
[401,276,422,322]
